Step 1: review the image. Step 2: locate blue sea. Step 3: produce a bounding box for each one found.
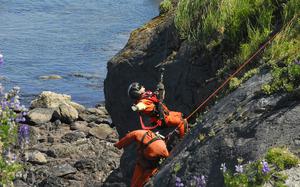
[0,0,160,107]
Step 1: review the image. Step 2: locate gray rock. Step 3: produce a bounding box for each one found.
[38,175,64,187]
[27,108,54,125]
[283,166,300,187]
[54,104,78,124]
[88,124,114,140]
[52,163,77,177]
[47,134,55,143]
[14,179,31,187]
[78,113,111,125]
[26,151,47,164]
[30,91,85,113]
[30,91,72,109]
[87,107,108,116]
[74,159,96,172]
[68,180,84,187]
[70,121,90,133]
[61,131,86,143]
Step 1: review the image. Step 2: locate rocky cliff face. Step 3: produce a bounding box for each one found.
[104,7,299,187]
[146,73,300,186]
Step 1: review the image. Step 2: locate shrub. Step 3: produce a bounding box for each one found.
[261,13,300,94]
[265,147,299,170]
[160,0,173,14]
[0,85,29,185]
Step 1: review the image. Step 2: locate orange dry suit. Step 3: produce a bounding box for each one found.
[133,91,188,138]
[114,130,169,187]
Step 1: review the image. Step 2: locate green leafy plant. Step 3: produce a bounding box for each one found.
[265,147,299,170]
[160,0,173,14]
[173,162,182,174]
[222,147,299,187]
[0,85,29,185]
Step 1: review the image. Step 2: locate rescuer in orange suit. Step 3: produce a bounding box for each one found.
[114,129,169,187]
[127,82,188,138]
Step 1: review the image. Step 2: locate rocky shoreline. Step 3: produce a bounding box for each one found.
[13,91,123,187]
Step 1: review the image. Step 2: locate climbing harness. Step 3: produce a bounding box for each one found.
[138,91,169,130]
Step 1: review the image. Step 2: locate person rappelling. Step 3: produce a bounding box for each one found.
[114,129,169,187]
[127,68,188,139]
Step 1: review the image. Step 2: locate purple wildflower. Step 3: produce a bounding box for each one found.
[1,100,9,110]
[261,160,270,174]
[294,59,300,65]
[0,52,3,65]
[220,163,227,173]
[193,175,206,187]
[18,124,30,145]
[175,177,184,187]
[16,115,26,123]
[235,164,243,173]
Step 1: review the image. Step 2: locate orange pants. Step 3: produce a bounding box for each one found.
[131,163,158,187]
[164,111,187,138]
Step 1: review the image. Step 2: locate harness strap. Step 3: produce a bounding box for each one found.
[139,114,161,130]
[141,131,162,147]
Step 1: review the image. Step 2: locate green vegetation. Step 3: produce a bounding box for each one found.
[222,147,299,187]
[175,0,300,94]
[160,0,173,14]
[265,147,299,170]
[262,15,300,94]
[0,86,29,185]
[173,162,182,174]
[229,68,259,90]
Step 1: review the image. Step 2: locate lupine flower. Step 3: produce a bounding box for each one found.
[235,164,243,173]
[261,160,270,174]
[220,163,227,173]
[16,115,26,123]
[0,52,4,65]
[175,177,184,187]
[193,175,206,187]
[18,124,30,146]
[294,59,300,65]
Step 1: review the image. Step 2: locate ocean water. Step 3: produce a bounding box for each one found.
[0,0,160,107]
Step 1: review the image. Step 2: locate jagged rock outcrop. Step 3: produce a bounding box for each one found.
[104,11,222,137]
[14,92,121,187]
[146,73,300,186]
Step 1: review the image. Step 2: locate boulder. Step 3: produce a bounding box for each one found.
[87,108,108,116]
[30,91,85,112]
[70,121,90,133]
[53,103,78,124]
[51,163,77,177]
[88,124,114,140]
[27,108,54,125]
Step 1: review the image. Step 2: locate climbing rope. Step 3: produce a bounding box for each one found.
[186,13,299,121]
[165,13,299,140]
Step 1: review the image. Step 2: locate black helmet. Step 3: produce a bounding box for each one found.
[128,82,142,99]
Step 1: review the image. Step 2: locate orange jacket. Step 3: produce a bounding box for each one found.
[114,130,169,160]
[135,96,187,138]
